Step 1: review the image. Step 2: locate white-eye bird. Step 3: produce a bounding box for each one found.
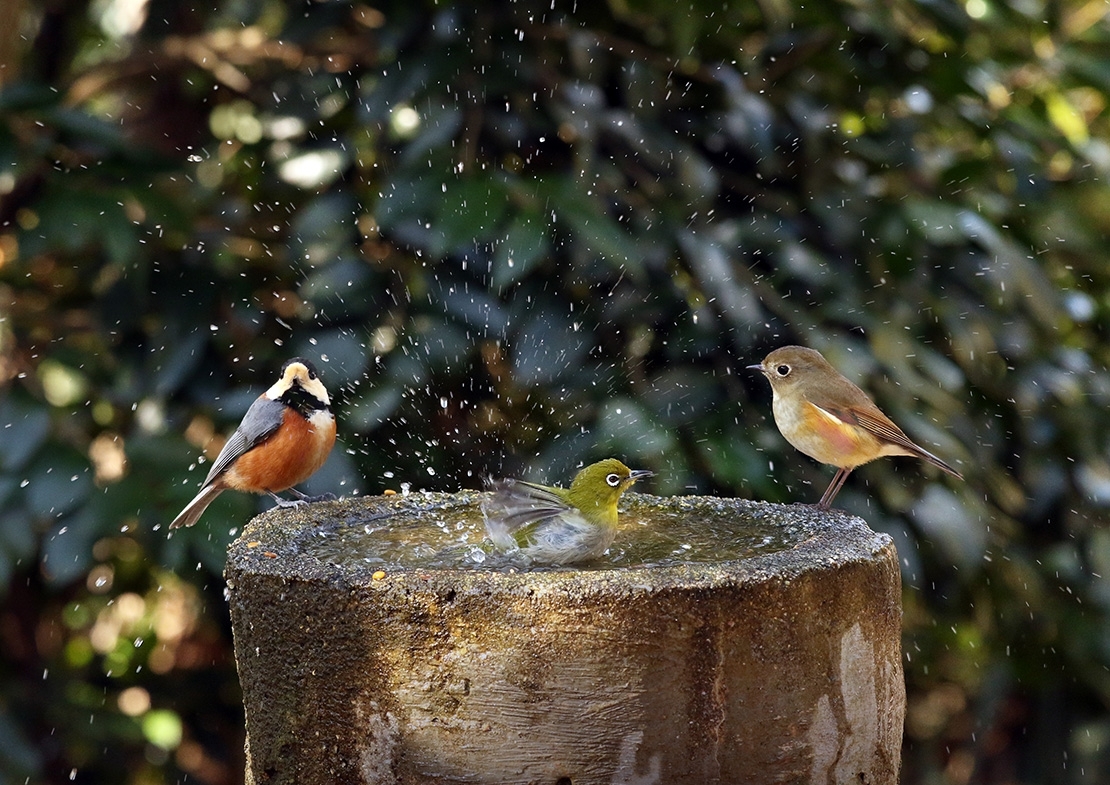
[482,458,653,565]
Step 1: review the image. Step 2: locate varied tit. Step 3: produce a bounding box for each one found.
[170,358,337,529]
[482,458,653,565]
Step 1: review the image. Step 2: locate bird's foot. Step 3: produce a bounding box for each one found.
[269,494,308,509]
[287,488,337,503]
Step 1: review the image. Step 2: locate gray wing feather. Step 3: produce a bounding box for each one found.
[482,479,569,531]
[481,479,615,564]
[201,397,284,486]
[482,479,569,549]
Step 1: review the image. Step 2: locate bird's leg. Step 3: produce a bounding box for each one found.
[266,489,338,510]
[267,491,307,508]
[817,468,852,510]
[286,487,337,503]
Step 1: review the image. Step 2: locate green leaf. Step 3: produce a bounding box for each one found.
[640,366,721,426]
[432,282,509,338]
[25,448,94,520]
[40,508,101,586]
[0,707,41,777]
[291,329,372,388]
[0,82,59,111]
[595,397,676,459]
[0,395,51,472]
[150,333,207,398]
[429,175,512,257]
[344,382,404,433]
[511,303,591,387]
[290,191,359,263]
[694,429,773,495]
[492,212,551,289]
[0,500,37,566]
[544,177,640,270]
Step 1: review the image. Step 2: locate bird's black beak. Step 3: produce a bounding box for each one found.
[629,469,654,482]
[746,363,764,372]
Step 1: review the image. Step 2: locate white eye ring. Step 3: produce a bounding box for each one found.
[775,364,791,377]
[606,473,622,487]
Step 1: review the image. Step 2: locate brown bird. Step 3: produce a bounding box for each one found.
[170,358,337,529]
[748,345,962,509]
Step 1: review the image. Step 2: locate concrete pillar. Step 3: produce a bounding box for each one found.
[225,491,905,785]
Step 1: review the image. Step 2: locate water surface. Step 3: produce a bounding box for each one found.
[296,492,825,573]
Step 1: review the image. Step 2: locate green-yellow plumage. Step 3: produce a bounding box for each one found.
[482,458,653,565]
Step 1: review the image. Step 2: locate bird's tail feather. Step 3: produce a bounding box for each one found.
[913,445,963,479]
[170,485,224,529]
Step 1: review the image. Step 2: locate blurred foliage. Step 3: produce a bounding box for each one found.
[2,0,1110,782]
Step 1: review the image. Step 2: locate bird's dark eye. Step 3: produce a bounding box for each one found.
[606,473,621,487]
[775,364,791,377]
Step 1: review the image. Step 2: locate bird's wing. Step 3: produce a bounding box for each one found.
[482,479,570,529]
[482,480,614,564]
[482,478,573,550]
[851,407,962,477]
[850,408,914,447]
[815,403,962,479]
[802,377,909,443]
[201,397,285,486]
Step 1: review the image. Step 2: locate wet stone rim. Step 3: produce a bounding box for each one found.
[224,490,894,591]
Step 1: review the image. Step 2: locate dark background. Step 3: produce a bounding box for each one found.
[2,0,1109,782]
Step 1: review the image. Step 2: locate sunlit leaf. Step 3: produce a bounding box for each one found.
[1045,91,1088,146]
[141,709,183,750]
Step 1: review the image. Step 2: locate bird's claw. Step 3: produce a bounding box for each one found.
[272,496,308,509]
[288,490,337,503]
[306,492,338,503]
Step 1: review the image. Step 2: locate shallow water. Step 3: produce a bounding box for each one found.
[296,492,820,573]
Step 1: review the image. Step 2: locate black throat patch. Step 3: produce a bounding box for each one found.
[281,384,327,418]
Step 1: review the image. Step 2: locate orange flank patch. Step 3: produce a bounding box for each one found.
[794,401,882,468]
[222,408,336,493]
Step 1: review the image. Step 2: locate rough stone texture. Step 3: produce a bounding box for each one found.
[226,492,905,785]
